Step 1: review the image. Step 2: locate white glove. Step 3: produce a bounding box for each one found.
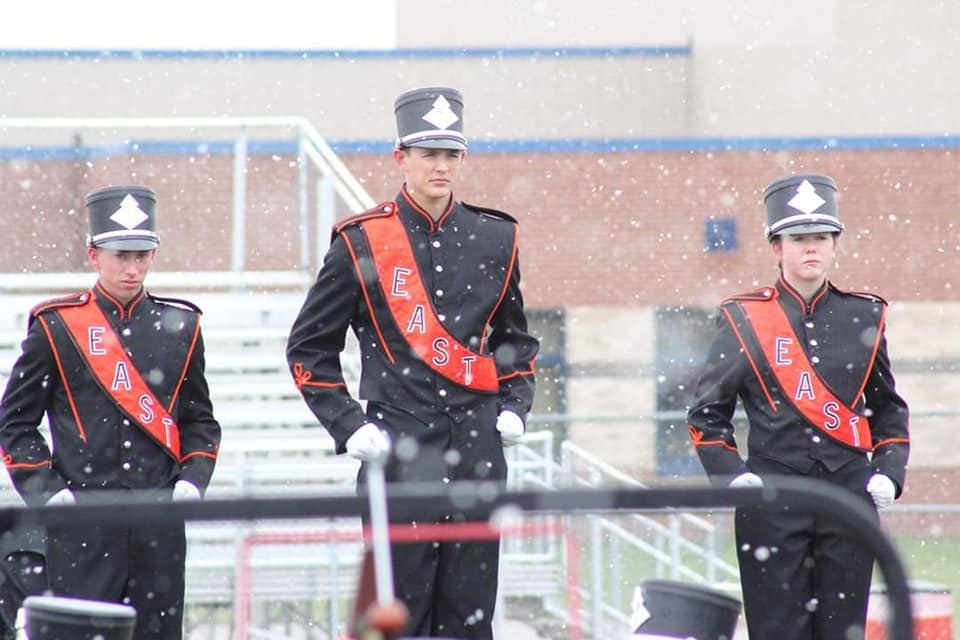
[729,472,763,488]
[173,480,202,502]
[496,411,525,446]
[345,422,391,461]
[45,488,75,505]
[866,473,896,510]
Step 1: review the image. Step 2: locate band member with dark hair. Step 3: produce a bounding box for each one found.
[287,87,539,639]
[687,173,910,640]
[0,185,221,639]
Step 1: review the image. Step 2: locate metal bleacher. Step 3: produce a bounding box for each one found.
[0,286,738,639]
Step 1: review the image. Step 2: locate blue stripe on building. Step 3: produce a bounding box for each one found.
[2,135,960,160]
[0,46,691,60]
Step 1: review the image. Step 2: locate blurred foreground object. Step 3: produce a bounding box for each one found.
[631,579,741,639]
[23,595,135,640]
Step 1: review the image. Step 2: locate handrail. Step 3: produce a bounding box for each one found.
[0,115,376,281]
[0,115,373,209]
[4,478,913,640]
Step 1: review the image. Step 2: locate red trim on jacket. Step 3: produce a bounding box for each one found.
[37,315,87,443]
[169,320,201,410]
[688,425,739,452]
[720,306,778,412]
[292,362,348,390]
[400,185,454,231]
[341,228,397,365]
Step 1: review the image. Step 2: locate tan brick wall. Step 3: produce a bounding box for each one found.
[3,146,958,308]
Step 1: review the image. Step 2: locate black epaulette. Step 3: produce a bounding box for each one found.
[830,283,888,306]
[721,287,776,305]
[461,201,518,223]
[29,291,90,318]
[149,293,202,314]
[332,202,396,238]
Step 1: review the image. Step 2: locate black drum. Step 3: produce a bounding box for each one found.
[633,579,741,639]
[23,595,136,640]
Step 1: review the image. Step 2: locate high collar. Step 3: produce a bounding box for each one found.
[775,275,830,315]
[93,281,146,322]
[397,184,456,232]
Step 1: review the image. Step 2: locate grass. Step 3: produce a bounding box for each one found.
[880,535,960,636]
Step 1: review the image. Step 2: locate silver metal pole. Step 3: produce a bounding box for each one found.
[366,459,395,604]
[329,533,340,638]
[591,515,603,638]
[316,175,337,272]
[297,137,310,272]
[231,135,248,277]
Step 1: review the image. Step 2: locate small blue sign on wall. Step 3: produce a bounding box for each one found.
[705,217,737,252]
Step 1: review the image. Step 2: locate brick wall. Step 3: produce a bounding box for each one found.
[2,146,958,307]
[341,148,960,308]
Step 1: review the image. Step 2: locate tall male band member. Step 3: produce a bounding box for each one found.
[288,87,539,639]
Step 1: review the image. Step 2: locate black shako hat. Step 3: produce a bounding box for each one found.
[763,173,844,239]
[86,185,159,251]
[394,86,467,150]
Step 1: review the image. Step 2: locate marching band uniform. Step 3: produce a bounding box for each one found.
[0,186,220,638]
[688,174,909,640]
[288,87,538,639]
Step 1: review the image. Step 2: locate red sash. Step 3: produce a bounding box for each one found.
[359,211,499,391]
[58,298,182,460]
[739,298,872,451]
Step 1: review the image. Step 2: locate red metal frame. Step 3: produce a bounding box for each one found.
[233,519,583,640]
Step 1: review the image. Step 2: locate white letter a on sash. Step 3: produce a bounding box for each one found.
[112,361,132,391]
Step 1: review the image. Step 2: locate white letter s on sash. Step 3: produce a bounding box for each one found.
[139,394,155,423]
[432,337,450,365]
[822,401,840,430]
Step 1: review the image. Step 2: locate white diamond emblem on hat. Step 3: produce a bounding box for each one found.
[787,180,827,215]
[422,95,459,130]
[109,194,149,229]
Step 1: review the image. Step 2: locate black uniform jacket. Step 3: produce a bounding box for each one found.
[0,283,221,506]
[287,186,539,453]
[688,277,910,492]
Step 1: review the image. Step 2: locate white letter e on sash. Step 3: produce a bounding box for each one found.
[392,267,412,298]
[88,326,106,355]
[775,337,792,365]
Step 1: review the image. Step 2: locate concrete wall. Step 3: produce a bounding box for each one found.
[1,1,959,140]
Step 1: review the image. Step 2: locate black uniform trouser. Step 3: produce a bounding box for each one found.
[361,401,507,640]
[735,457,877,640]
[46,491,186,640]
[0,550,47,638]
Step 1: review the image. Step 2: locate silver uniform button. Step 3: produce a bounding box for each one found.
[122,462,131,471]
[432,240,441,248]
[435,265,443,272]
[123,440,132,449]
[439,389,448,397]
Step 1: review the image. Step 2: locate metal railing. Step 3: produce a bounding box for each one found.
[0,478,914,640]
[0,116,376,288]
